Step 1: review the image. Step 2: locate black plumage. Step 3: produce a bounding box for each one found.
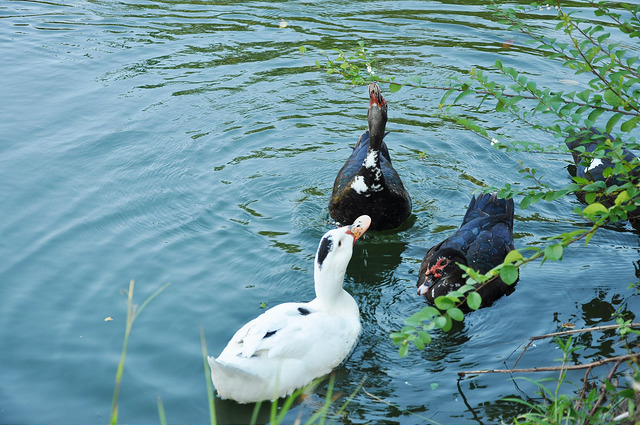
[566,127,640,228]
[328,83,411,231]
[566,127,638,202]
[417,193,516,310]
[566,128,637,183]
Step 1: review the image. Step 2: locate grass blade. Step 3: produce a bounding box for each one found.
[200,326,217,425]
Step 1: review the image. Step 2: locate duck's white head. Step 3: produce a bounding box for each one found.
[313,215,371,303]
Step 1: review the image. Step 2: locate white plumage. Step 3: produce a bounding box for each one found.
[208,215,371,403]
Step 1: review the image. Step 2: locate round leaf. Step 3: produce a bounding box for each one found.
[434,296,455,310]
[447,307,465,322]
[500,265,519,285]
[389,83,402,93]
[544,244,563,261]
[434,316,447,329]
[583,202,608,215]
[467,292,482,310]
[418,331,432,345]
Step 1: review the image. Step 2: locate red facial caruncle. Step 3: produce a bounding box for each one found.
[368,83,387,108]
[424,257,450,279]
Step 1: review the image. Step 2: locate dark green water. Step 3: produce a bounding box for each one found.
[1,1,638,423]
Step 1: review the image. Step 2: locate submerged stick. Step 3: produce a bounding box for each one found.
[510,323,640,368]
[458,353,640,377]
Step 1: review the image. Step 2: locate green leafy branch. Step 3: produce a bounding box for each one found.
[488,1,640,126]
[303,0,640,359]
[391,221,601,357]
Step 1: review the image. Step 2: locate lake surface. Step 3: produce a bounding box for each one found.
[1,1,638,423]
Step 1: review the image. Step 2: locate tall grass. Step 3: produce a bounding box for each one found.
[109,280,170,425]
[109,280,358,425]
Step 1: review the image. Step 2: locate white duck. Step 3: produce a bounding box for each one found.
[208,215,371,404]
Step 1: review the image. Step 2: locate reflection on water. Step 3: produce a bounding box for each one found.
[1,0,638,423]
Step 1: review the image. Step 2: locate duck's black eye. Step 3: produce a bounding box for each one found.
[338,241,342,247]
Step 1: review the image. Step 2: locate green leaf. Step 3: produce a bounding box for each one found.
[402,325,416,334]
[587,107,605,123]
[503,249,523,264]
[520,194,533,209]
[440,87,456,106]
[585,192,597,204]
[390,332,405,343]
[576,89,591,102]
[544,189,569,201]
[441,315,452,332]
[615,190,630,206]
[606,112,624,133]
[389,83,402,93]
[467,292,482,310]
[434,296,455,311]
[418,331,432,345]
[544,244,563,261]
[583,202,608,215]
[413,336,424,350]
[404,315,422,327]
[500,265,519,285]
[447,307,465,322]
[585,230,595,246]
[399,342,409,358]
[453,90,476,104]
[621,115,640,133]
[520,192,544,209]
[434,316,447,329]
[604,89,623,108]
[415,306,441,321]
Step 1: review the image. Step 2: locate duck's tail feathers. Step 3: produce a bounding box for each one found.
[208,356,261,382]
[463,193,514,227]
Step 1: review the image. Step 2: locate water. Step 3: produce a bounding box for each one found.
[1,1,638,423]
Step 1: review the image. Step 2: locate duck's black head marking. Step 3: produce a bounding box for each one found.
[316,235,333,268]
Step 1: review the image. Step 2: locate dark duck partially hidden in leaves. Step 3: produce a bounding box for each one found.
[566,128,639,202]
[417,193,516,310]
[328,83,412,231]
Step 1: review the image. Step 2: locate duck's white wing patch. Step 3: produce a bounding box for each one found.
[351,176,368,194]
[230,303,299,358]
[587,158,603,172]
[263,311,348,361]
[224,303,353,365]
